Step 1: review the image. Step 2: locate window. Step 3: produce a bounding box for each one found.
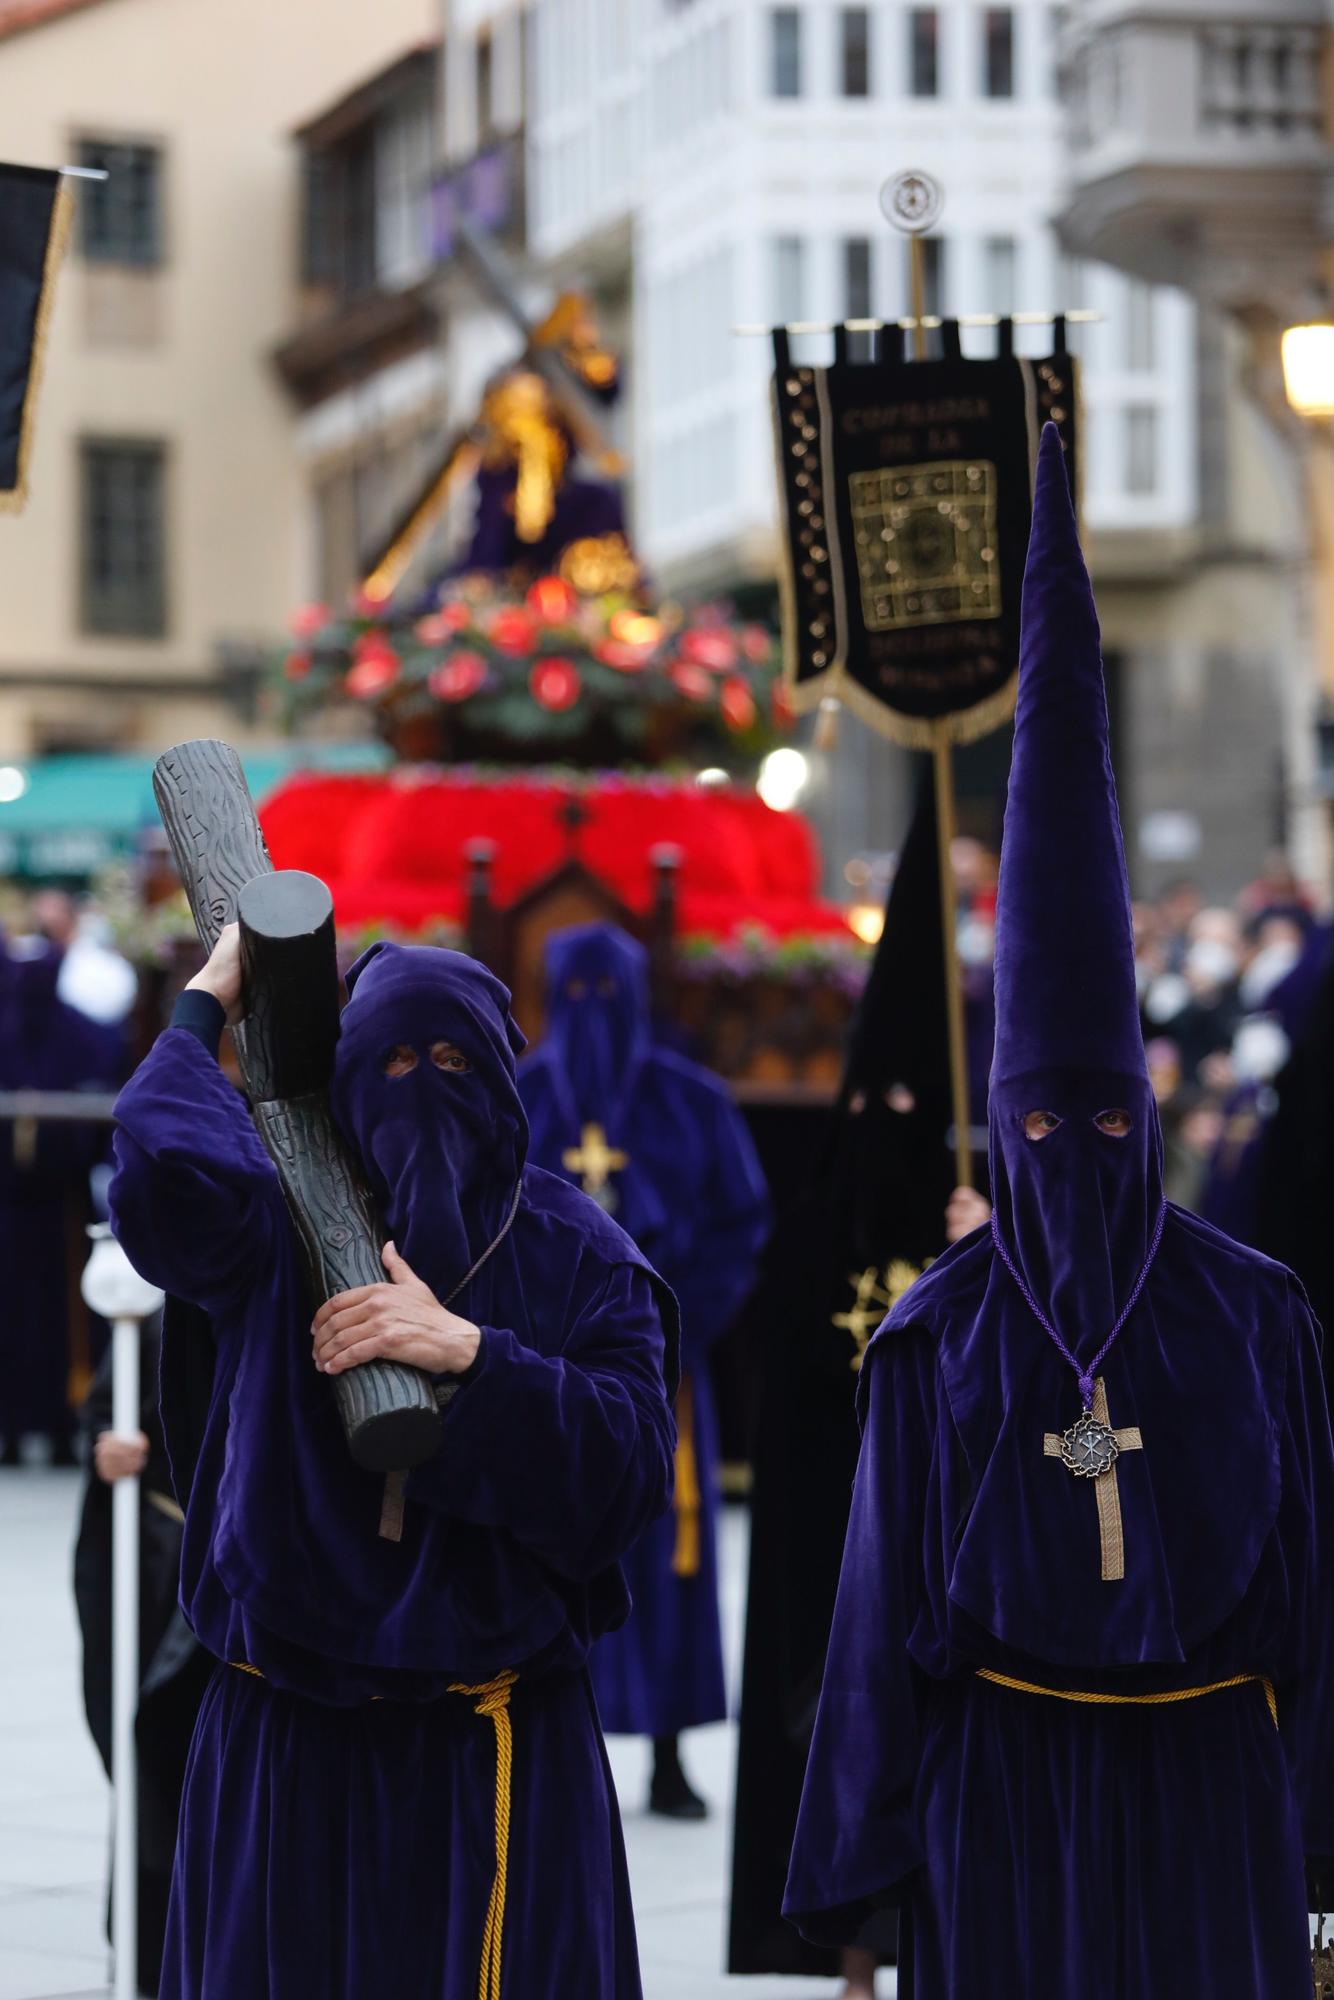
[840,8,871,96]
[909,9,940,96]
[77,140,162,267]
[1125,407,1158,494]
[983,8,1015,96]
[773,235,805,324]
[844,237,873,320]
[80,441,166,638]
[770,8,802,97]
[985,236,1017,317]
[1125,281,1155,372]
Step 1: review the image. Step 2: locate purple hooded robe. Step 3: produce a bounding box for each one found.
[518,922,770,1736]
[783,425,1334,1997]
[109,944,677,2000]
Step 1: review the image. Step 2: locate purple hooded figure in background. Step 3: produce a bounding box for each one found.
[783,424,1334,1997]
[110,940,677,2000]
[519,922,771,1818]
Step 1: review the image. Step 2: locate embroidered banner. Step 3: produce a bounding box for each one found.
[772,320,1080,748]
[0,162,73,515]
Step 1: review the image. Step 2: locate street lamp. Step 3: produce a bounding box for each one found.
[1281,323,1334,419]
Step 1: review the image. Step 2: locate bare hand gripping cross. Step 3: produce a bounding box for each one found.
[153,739,440,1502]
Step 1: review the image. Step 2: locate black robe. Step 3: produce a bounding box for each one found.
[728,763,977,1975]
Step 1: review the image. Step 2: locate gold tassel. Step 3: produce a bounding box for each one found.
[447,1671,519,2000]
[0,177,74,516]
[671,1372,702,1579]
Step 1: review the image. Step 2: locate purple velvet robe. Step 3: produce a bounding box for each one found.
[519,924,771,1736]
[784,1210,1334,1996]
[110,1022,676,1999]
[785,422,1334,1997]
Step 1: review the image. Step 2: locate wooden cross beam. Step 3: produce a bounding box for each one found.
[1044,1377,1143,1583]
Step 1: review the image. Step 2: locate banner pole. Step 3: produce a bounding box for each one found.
[906,212,972,1190]
[931,731,973,1191]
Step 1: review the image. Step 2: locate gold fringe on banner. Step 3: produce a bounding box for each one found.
[0,177,73,517]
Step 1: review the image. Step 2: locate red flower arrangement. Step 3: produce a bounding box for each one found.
[429,651,488,703]
[530,657,582,712]
[274,570,791,766]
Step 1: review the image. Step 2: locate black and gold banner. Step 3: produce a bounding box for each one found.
[0,162,72,515]
[773,320,1079,748]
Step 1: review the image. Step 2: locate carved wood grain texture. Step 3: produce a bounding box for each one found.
[253,1097,439,1461]
[152,740,273,950]
[154,740,439,1471]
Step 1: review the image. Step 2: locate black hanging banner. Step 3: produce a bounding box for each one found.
[0,162,72,515]
[773,321,1080,747]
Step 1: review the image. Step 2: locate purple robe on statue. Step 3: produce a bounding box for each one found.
[110,945,677,2000]
[519,924,770,1736]
[784,427,1334,1997]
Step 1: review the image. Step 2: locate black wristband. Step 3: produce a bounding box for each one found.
[171,988,226,1055]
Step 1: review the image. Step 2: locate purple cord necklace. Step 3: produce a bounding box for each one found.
[990,1201,1167,1413]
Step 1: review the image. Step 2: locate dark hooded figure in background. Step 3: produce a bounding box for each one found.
[110,938,677,2000]
[728,762,989,2000]
[0,940,123,1463]
[519,922,770,1818]
[784,425,1334,1997]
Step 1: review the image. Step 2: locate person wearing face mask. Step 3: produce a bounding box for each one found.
[783,426,1334,1997]
[108,940,678,2000]
[518,922,771,1819]
[728,766,990,2000]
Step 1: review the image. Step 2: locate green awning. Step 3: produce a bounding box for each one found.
[0,744,389,878]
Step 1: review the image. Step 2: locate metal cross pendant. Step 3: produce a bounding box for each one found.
[561,1122,629,1211]
[1043,1377,1143,1583]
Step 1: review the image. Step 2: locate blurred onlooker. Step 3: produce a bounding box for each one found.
[1237,849,1315,929]
[0,938,124,1463]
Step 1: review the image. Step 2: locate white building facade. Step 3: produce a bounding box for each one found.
[430,0,1306,891]
[526,0,1199,583]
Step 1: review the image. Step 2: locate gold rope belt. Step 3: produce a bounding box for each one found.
[975,1667,1278,1729]
[226,1661,519,2000]
[671,1371,702,1578]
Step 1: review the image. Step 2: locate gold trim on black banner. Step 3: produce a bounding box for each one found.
[0,176,73,517]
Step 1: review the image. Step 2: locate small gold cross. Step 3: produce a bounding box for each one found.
[833,1260,921,1371]
[562,1122,628,1199]
[1044,1377,1143,1583]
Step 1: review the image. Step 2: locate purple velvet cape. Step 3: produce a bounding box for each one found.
[784,427,1334,1994]
[109,953,677,1999]
[519,923,771,1735]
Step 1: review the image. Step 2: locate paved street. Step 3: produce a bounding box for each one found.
[0,1469,882,2000]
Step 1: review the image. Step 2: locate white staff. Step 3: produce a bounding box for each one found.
[81,1223,164,2000]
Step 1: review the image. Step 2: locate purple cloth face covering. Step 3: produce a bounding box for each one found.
[538,922,651,1128]
[331,943,528,1303]
[986,425,1164,1371]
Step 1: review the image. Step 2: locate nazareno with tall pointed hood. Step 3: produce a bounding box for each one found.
[783,424,1334,1997]
[109,941,679,2000]
[518,921,770,1816]
[728,759,962,1979]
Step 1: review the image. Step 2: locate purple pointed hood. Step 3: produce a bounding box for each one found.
[989,423,1162,1341]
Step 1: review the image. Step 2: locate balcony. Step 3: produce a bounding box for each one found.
[1059,0,1332,318]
